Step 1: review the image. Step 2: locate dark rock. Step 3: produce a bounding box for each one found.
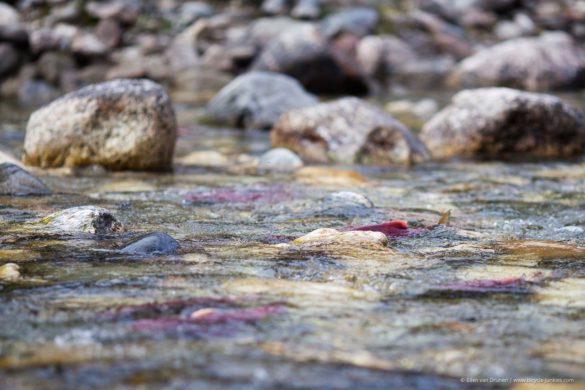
[24,79,177,171]
[321,7,378,39]
[206,71,318,129]
[449,32,585,90]
[252,23,369,95]
[120,232,180,255]
[271,97,429,165]
[421,87,585,160]
[0,163,51,196]
[0,24,28,45]
[0,43,19,79]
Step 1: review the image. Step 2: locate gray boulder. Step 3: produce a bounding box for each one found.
[321,7,378,38]
[271,97,429,165]
[421,88,585,159]
[449,32,585,90]
[0,163,51,196]
[120,232,180,255]
[206,71,317,129]
[41,206,123,234]
[24,79,177,171]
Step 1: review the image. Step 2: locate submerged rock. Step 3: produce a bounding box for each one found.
[206,71,317,129]
[449,32,585,90]
[258,148,303,172]
[120,232,179,255]
[0,263,20,281]
[41,206,123,234]
[292,228,388,248]
[323,191,373,209]
[24,79,177,171]
[252,23,369,95]
[421,88,585,159]
[0,163,51,196]
[271,97,429,165]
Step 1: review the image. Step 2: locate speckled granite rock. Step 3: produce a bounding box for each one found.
[24,79,176,171]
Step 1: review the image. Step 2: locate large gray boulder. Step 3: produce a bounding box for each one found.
[206,71,318,129]
[120,232,180,255]
[24,79,177,171]
[449,32,585,90]
[0,163,51,196]
[421,88,585,160]
[271,97,429,165]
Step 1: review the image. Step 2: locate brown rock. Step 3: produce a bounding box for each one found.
[272,97,429,165]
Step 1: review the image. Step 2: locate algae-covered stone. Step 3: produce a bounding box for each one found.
[41,206,123,234]
[120,232,179,255]
[0,163,51,196]
[24,79,177,171]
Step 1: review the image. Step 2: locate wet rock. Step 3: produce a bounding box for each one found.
[449,32,585,90]
[206,71,317,130]
[0,163,51,196]
[252,23,369,95]
[271,97,429,165]
[291,228,388,249]
[258,148,303,173]
[0,263,20,281]
[0,149,23,167]
[41,206,123,234]
[316,191,375,218]
[120,232,179,255]
[321,7,378,38]
[421,87,585,160]
[291,0,320,20]
[24,79,177,171]
[0,43,19,78]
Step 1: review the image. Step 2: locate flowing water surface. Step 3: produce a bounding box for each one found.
[1,92,585,389]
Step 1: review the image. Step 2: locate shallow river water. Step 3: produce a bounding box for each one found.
[1,92,585,389]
